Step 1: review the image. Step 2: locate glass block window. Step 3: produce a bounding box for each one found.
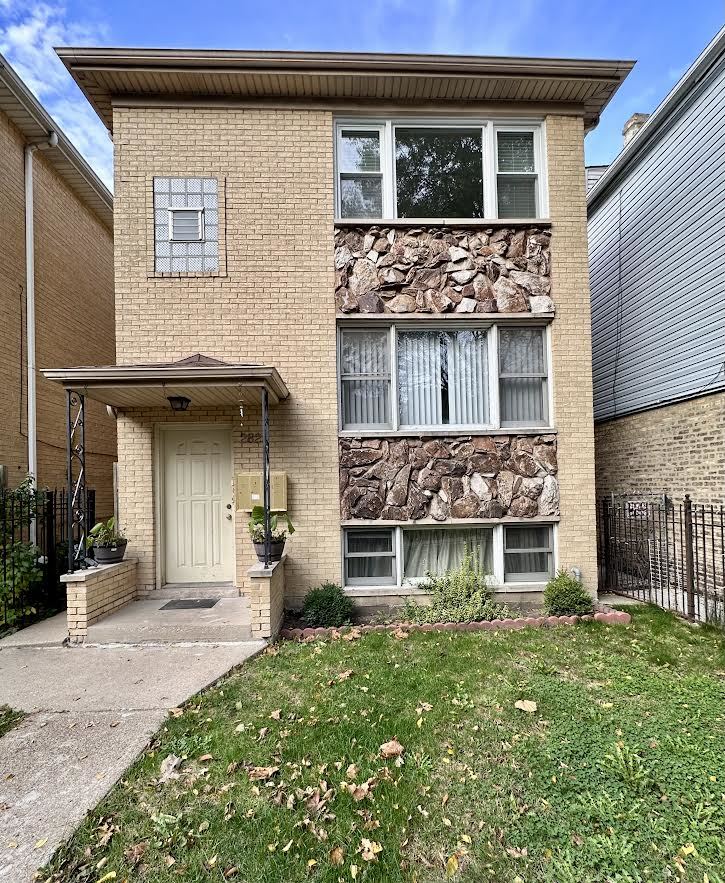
[153,177,219,272]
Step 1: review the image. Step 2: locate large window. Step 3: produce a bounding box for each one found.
[344,525,553,587]
[339,324,549,431]
[335,121,545,220]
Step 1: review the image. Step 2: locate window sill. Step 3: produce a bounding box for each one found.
[334,218,552,228]
[148,271,227,279]
[339,427,557,439]
[342,582,548,596]
[337,312,555,322]
[341,516,560,527]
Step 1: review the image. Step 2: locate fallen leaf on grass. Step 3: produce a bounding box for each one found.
[248,766,280,781]
[329,846,345,865]
[446,853,459,877]
[158,754,182,784]
[337,670,354,682]
[124,842,148,866]
[359,839,383,861]
[379,739,404,759]
[514,700,537,714]
[97,874,116,883]
[198,753,213,762]
[393,628,409,640]
[34,838,47,849]
[350,865,358,879]
[346,763,359,780]
[270,709,282,720]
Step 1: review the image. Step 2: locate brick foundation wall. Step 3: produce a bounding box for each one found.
[0,108,116,516]
[63,558,137,642]
[595,392,725,504]
[248,557,285,639]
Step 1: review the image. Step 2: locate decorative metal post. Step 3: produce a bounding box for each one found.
[66,389,88,572]
[683,494,695,619]
[261,387,271,568]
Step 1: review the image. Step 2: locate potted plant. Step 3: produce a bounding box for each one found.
[248,505,294,563]
[87,517,127,564]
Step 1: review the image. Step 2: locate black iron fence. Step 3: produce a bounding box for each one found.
[597,495,725,626]
[1,484,95,630]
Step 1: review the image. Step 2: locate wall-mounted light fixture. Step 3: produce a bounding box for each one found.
[167,395,191,412]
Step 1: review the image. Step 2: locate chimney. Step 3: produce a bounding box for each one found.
[622,113,650,147]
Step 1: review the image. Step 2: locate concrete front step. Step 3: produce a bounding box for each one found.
[86,598,253,644]
[149,583,240,600]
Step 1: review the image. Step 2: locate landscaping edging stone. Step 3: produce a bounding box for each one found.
[279,605,631,641]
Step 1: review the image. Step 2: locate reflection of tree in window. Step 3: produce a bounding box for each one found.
[340,131,382,218]
[395,128,484,218]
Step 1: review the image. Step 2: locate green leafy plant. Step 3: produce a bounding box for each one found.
[87,517,126,549]
[403,550,512,624]
[248,505,295,544]
[302,582,354,627]
[0,476,44,607]
[0,541,42,604]
[543,570,594,616]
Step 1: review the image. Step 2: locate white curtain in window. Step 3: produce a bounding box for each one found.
[403,528,493,579]
[499,329,545,424]
[448,330,488,425]
[398,331,442,426]
[341,331,390,426]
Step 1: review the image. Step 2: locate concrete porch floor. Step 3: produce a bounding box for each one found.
[85,595,253,644]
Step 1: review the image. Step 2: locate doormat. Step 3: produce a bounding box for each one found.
[160,599,219,610]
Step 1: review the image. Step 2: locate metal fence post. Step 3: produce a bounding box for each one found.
[684,494,695,620]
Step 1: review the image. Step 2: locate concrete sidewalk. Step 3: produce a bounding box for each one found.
[0,621,264,882]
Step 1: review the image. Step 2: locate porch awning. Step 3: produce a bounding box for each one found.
[42,354,289,408]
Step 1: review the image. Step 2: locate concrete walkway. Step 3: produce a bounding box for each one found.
[0,615,264,882]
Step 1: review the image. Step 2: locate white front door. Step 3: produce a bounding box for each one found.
[163,427,234,584]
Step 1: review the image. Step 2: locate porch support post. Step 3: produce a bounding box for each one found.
[66,389,87,572]
[261,386,271,567]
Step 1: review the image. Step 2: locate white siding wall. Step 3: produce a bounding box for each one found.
[588,58,725,420]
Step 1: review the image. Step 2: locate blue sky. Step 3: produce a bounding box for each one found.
[1,0,722,190]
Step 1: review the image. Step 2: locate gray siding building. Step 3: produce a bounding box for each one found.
[588,27,725,503]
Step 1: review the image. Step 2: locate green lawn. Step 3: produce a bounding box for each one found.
[41,608,725,883]
[0,705,24,739]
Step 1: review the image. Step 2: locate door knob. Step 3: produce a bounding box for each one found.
[225,513,233,520]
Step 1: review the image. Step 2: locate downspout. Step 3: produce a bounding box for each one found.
[24,131,58,493]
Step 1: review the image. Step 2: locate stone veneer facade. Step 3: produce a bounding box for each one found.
[335,226,553,315]
[340,436,559,522]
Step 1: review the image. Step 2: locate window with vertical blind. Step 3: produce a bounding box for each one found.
[343,524,554,587]
[335,120,545,220]
[339,324,549,431]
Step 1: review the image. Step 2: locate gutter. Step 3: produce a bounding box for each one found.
[24,131,59,498]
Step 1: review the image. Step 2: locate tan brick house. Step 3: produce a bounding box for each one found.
[46,48,631,639]
[0,53,116,515]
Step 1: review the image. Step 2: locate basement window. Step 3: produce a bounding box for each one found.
[153,177,219,272]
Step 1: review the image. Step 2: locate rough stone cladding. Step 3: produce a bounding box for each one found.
[595,392,725,505]
[112,106,340,604]
[545,114,597,587]
[0,108,116,514]
[334,225,553,315]
[340,436,559,521]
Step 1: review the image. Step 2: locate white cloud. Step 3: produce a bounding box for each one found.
[0,1,113,189]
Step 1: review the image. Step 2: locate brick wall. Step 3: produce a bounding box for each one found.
[63,558,137,642]
[545,115,598,588]
[248,557,286,639]
[0,108,116,516]
[595,392,725,504]
[113,107,341,603]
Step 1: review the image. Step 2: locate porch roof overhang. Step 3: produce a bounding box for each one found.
[42,360,289,408]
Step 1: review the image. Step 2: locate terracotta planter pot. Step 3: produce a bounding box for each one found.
[93,540,127,565]
[253,540,285,563]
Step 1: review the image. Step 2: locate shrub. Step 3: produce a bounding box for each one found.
[403,551,512,624]
[543,570,594,616]
[302,583,354,627]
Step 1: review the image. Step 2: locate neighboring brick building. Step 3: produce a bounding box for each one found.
[48,47,631,625]
[0,54,116,515]
[589,28,725,505]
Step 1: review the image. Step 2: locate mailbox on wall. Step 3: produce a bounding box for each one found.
[235,471,288,512]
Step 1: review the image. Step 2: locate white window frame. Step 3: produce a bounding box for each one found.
[342,523,556,590]
[337,322,552,434]
[334,118,548,221]
[168,207,205,242]
[503,524,555,583]
[344,528,397,586]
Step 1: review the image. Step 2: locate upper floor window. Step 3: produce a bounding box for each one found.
[335,121,545,221]
[339,323,549,431]
[153,177,219,272]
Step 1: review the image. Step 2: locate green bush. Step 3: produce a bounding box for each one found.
[403,551,512,624]
[302,583,354,627]
[543,570,594,616]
